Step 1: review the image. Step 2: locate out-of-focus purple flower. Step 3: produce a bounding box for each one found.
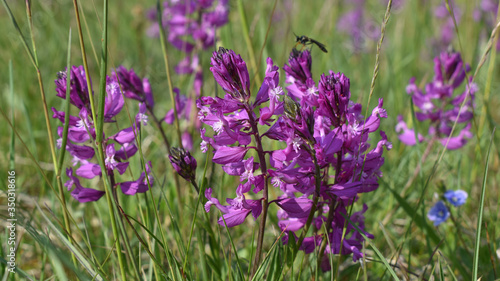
[147,0,228,50]
[337,1,380,53]
[397,51,475,150]
[169,147,197,182]
[427,201,450,226]
[165,88,193,124]
[444,190,468,206]
[433,2,462,51]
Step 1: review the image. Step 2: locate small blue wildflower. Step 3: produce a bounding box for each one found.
[444,190,468,207]
[427,201,450,226]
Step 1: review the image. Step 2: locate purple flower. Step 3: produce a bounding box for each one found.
[120,162,153,195]
[53,66,155,202]
[444,190,468,207]
[55,66,92,111]
[112,66,154,110]
[65,168,105,203]
[200,47,390,266]
[204,186,262,227]
[397,51,475,150]
[427,201,450,226]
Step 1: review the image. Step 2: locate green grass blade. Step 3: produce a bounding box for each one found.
[472,127,496,280]
[29,203,106,281]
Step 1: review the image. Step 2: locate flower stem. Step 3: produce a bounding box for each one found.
[296,146,322,250]
[245,105,269,275]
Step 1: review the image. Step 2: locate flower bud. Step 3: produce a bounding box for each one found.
[169,147,197,182]
[210,47,250,103]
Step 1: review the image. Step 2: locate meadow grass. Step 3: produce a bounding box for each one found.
[0,0,499,280]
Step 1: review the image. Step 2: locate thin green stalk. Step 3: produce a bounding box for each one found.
[8,60,15,172]
[236,0,261,87]
[156,0,183,148]
[156,0,186,214]
[23,0,59,174]
[54,28,77,266]
[362,0,392,120]
[117,206,170,278]
[182,147,212,270]
[472,127,495,280]
[91,0,127,278]
[251,0,278,91]
[181,180,201,270]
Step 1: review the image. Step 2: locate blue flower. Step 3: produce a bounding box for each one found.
[427,201,450,226]
[444,190,468,207]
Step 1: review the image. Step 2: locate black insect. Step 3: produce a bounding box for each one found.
[294,34,328,53]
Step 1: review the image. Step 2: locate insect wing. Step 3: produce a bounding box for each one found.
[310,38,328,53]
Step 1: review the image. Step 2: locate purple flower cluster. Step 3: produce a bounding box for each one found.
[428,190,467,226]
[52,66,154,202]
[396,51,476,150]
[147,0,229,95]
[199,47,391,267]
[337,0,380,53]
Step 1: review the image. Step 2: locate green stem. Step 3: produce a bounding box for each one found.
[236,0,261,87]
[90,0,127,278]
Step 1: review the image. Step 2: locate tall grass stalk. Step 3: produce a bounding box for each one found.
[74,0,128,278]
[156,0,185,212]
[472,127,495,281]
[53,28,77,266]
